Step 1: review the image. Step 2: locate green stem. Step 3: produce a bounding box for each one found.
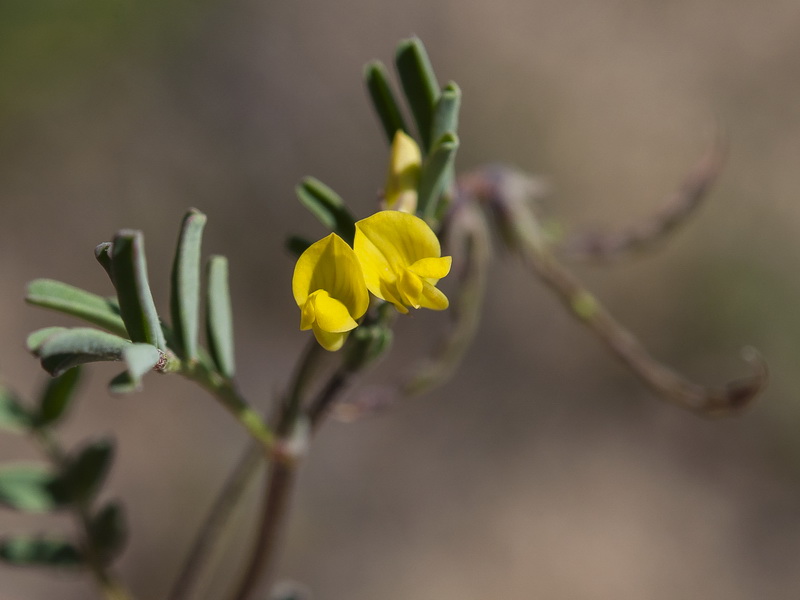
[181,361,275,448]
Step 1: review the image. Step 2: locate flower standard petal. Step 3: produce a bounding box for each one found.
[292,233,369,351]
[355,210,442,273]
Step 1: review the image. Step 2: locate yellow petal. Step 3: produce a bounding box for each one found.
[419,280,449,310]
[354,210,442,296]
[397,270,423,308]
[312,325,348,351]
[292,233,369,319]
[313,290,359,332]
[300,296,316,330]
[378,280,408,314]
[409,256,452,281]
[384,131,421,213]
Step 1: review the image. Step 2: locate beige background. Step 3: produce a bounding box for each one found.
[3,0,800,598]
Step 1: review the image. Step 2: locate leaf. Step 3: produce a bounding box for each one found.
[36,367,82,428]
[364,60,408,143]
[395,37,441,152]
[170,209,207,362]
[0,384,33,432]
[108,344,161,394]
[0,536,82,567]
[31,328,130,378]
[94,242,114,281]
[89,501,127,563]
[26,327,68,353]
[25,279,128,338]
[109,230,167,350]
[0,464,63,512]
[57,439,114,504]
[417,132,460,220]
[295,177,356,245]
[285,235,312,257]
[430,82,461,144]
[206,256,235,379]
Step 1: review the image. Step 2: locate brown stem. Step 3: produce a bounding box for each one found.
[463,164,767,416]
[169,441,264,600]
[229,458,297,600]
[308,369,350,432]
[226,339,327,600]
[562,137,726,262]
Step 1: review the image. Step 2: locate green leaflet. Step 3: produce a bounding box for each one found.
[0,464,64,512]
[37,367,82,428]
[206,256,236,379]
[25,279,127,338]
[395,37,441,152]
[109,230,167,350]
[170,209,207,362]
[0,384,33,432]
[89,501,127,564]
[0,536,82,567]
[417,132,460,220]
[295,177,356,245]
[29,328,130,378]
[56,439,114,504]
[108,344,162,394]
[365,60,408,143]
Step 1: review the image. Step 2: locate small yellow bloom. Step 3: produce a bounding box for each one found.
[383,131,421,213]
[292,233,369,351]
[354,210,452,314]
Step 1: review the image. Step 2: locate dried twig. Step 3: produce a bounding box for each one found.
[562,138,726,262]
[463,164,767,416]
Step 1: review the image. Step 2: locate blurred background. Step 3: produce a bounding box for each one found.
[3,0,800,598]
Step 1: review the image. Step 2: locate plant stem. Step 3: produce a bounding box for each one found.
[308,368,350,432]
[223,339,323,600]
[168,440,265,600]
[182,361,275,448]
[277,340,325,436]
[229,459,297,600]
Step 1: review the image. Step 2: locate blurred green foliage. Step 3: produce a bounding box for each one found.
[0,0,216,125]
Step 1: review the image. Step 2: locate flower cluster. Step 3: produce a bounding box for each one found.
[292,210,452,351]
[292,130,451,351]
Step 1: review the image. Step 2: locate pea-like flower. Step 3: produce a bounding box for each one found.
[292,233,369,351]
[383,131,421,213]
[354,210,452,314]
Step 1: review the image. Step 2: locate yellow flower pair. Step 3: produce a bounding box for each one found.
[292,210,452,351]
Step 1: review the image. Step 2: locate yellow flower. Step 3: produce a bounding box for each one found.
[292,233,369,351]
[383,131,421,213]
[354,210,452,314]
